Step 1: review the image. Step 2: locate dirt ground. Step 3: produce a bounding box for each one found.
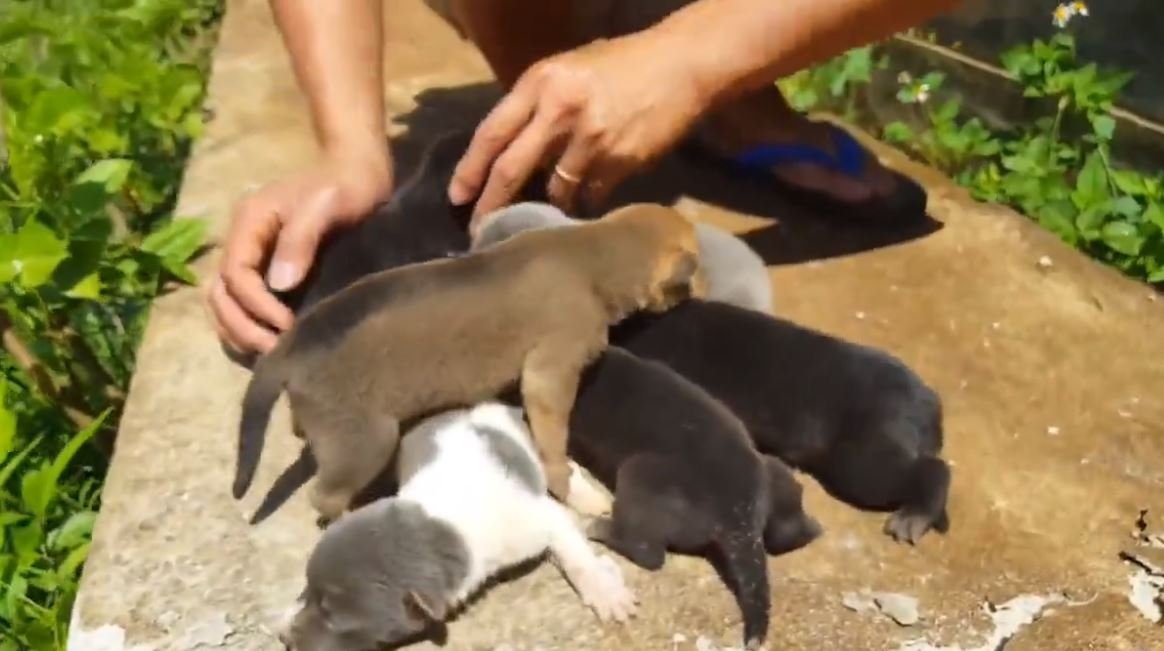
[70,1,1164,649]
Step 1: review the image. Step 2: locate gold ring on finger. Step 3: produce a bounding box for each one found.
[553,165,582,185]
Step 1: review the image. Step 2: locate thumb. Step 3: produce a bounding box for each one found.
[266,203,329,292]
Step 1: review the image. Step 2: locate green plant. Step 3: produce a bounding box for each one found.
[882,71,1001,180]
[778,45,886,121]
[782,13,1164,286]
[900,31,1163,282]
[0,1,223,647]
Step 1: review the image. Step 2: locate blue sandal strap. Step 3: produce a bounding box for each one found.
[731,124,866,177]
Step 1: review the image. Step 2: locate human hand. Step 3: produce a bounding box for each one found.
[447,31,708,230]
[208,148,392,355]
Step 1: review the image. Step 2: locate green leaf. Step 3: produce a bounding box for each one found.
[0,220,69,288]
[1036,201,1079,243]
[20,464,49,520]
[161,256,198,285]
[0,12,53,45]
[1075,203,1107,239]
[1090,114,1116,141]
[11,520,42,567]
[25,87,92,137]
[64,273,102,299]
[75,159,133,194]
[0,381,15,461]
[0,437,41,492]
[1110,196,1141,219]
[68,159,135,218]
[24,411,108,521]
[53,239,107,299]
[1145,202,1164,232]
[1101,221,1144,256]
[49,511,96,551]
[882,121,914,144]
[1073,152,1110,209]
[919,71,946,90]
[933,98,961,123]
[57,541,91,580]
[140,217,207,264]
[5,575,28,624]
[1149,267,1164,283]
[1112,170,1147,196]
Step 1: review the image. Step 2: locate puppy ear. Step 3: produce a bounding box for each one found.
[404,589,447,624]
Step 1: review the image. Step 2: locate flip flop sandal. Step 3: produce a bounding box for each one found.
[691,123,929,226]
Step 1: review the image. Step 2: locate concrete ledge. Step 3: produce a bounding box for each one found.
[72,1,1164,649]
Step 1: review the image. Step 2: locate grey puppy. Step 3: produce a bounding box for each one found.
[280,402,636,651]
[472,202,774,314]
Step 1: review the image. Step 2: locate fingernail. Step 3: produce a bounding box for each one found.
[448,181,469,205]
[267,261,299,291]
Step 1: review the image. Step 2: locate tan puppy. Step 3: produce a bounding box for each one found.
[232,203,704,522]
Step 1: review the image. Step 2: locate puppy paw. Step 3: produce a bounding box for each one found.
[884,509,940,545]
[565,465,613,517]
[576,554,638,623]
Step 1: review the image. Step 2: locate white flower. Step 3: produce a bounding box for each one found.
[1053,1,1089,28]
[915,83,931,104]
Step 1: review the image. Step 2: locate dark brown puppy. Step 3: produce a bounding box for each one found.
[610,299,951,544]
[233,203,705,522]
[557,346,820,650]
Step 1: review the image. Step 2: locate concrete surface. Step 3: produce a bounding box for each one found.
[70,0,1164,649]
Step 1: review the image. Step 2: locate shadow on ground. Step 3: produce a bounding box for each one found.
[389,82,945,266]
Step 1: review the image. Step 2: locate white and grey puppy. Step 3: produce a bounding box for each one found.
[472,202,774,314]
[280,402,636,651]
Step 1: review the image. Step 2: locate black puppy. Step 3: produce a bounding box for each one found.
[611,299,951,545]
[278,129,547,313]
[559,346,820,650]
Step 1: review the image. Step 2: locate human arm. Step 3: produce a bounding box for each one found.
[661,0,964,108]
[209,0,391,355]
[448,0,961,222]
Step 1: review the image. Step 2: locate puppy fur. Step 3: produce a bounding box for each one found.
[547,346,821,649]
[233,202,704,522]
[280,403,636,651]
[610,299,952,544]
[278,130,545,315]
[472,201,774,314]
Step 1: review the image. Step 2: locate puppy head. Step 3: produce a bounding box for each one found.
[603,204,705,312]
[281,500,467,651]
[470,201,578,251]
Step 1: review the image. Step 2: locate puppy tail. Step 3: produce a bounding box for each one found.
[232,349,289,500]
[717,532,771,650]
[249,445,317,525]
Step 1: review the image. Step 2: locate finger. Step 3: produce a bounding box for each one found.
[546,128,600,213]
[209,276,278,354]
[448,85,538,206]
[471,108,565,222]
[221,198,295,332]
[579,156,638,213]
[267,189,333,292]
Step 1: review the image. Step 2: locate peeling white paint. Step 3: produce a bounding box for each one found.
[896,592,1067,651]
[842,589,920,626]
[66,611,154,651]
[1127,569,1164,623]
